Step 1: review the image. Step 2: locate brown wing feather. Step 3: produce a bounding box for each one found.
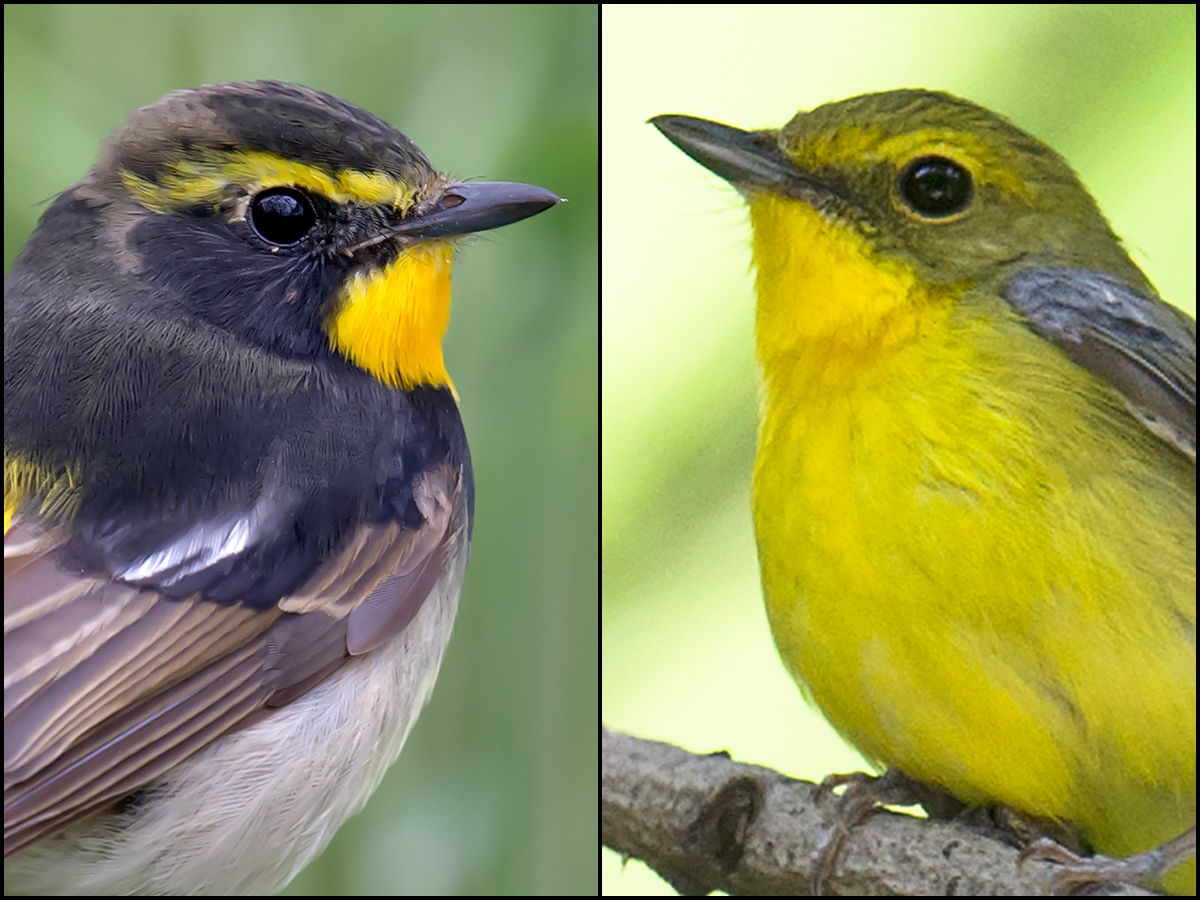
[3,463,464,856]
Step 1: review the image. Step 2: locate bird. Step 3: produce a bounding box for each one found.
[653,90,1194,893]
[4,80,560,894]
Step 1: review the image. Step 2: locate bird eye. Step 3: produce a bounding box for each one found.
[898,156,973,218]
[249,187,317,244]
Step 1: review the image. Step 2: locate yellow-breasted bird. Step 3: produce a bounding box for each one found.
[652,90,1195,893]
[4,81,560,894]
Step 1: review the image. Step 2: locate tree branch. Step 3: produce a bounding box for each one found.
[602,728,1155,896]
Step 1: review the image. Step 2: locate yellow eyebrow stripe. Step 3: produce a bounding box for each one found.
[121,149,420,213]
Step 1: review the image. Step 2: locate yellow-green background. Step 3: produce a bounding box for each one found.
[603,4,1195,894]
[4,4,597,895]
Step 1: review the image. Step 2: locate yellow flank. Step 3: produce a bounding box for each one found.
[325,241,455,390]
[4,452,82,527]
[653,91,1195,893]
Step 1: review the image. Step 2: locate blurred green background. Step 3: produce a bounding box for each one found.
[4,4,597,895]
[603,4,1194,894]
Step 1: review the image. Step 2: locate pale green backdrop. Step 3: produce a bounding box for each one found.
[603,4,1195,894]
[4,4,597,895]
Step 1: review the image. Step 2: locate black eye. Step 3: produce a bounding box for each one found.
[249,187,317,244]
[898,156,973,218]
